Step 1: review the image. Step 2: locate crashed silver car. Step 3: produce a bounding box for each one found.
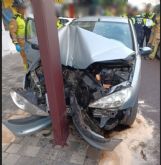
[4,16,152,150]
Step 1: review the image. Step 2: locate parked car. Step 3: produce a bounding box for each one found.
[58,17,75,26]
[4,16,152,150]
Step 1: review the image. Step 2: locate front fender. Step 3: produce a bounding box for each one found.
[70,95,122,151]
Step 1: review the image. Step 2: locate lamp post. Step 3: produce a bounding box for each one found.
[31,0,69,146]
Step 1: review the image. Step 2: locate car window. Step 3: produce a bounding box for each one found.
[71,21,133,49]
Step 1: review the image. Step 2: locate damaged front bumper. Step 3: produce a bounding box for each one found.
[4,88,122,151]
[70,95,122,151]
[3,88,51,136]
[10,88,49,116]
[3,116,51,136]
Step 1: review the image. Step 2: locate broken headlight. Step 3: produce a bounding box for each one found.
[89,87,132,110]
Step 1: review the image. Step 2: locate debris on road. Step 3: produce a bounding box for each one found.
[140,150,147,161]
[99,114,154,165]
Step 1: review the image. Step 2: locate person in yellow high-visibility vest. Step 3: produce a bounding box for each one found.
[142,3,156,46]
[56,19,63,29]
[9,0,28,71]
[2,0,17,14]
[105,3,118,16]
[122,4,135,25]
[148,5,160,60]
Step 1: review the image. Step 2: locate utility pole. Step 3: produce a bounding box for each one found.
[31,0,69,146]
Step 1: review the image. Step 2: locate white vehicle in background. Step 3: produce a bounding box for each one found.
[58,17,75,26]
[27,14,75,26]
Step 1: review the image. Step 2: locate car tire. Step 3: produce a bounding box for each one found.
[124,99,138,126]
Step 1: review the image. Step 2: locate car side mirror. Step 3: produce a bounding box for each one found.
[31,43,39,50]
[140,47,152,56]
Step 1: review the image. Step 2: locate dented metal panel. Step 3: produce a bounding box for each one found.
[3,116,51,136]
[10,88,49,116]
[58,25,134,69]
[70,95,122,151]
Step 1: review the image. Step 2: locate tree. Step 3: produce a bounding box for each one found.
[154,4,160,15]
[100,0,128,6]
[100,0,128,15]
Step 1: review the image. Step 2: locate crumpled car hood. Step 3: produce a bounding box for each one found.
[58,25,135,69]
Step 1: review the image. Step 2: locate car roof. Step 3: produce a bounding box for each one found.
[74,16,129,24]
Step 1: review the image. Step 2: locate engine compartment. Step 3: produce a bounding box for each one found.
[64,61,132,107]
[25,60,133,116]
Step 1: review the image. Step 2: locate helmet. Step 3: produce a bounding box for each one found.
[12,0,27,8]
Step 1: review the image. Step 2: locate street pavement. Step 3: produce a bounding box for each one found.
[2,53,100,165]
[140,58,160,126]
[2,53,160,165]
[139,58,160,164]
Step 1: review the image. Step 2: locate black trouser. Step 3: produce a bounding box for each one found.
[135,25,144,48]
[138,32,144,48]
[143,27,152,46]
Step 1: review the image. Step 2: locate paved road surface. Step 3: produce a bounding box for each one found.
[139,58,160,164]
[140,58,160,126]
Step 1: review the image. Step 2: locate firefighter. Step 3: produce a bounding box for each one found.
[142,3,156,46]
[148,5,160,60]
[132,7,145,47]
[9,0,28,71]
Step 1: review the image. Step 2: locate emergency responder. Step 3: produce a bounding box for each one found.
[56,18,63,29]
[148,5,160,60]
[122,4,134,23]
[123,4,133,18]
[55,11,63,29]
[142,3,156,46]
[132,7,145,47]
[105,3,118,16]
[9,0,28,71]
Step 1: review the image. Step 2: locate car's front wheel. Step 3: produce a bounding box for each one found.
[124,99,138,126]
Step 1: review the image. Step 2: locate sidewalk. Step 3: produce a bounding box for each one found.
[2,53,101,165]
